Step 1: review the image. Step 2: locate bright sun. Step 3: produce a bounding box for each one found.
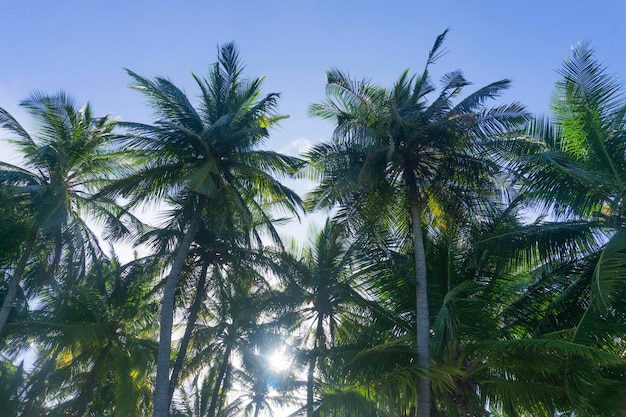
[268,349,290,372]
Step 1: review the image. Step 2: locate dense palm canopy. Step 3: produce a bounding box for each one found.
[519,42,626,305]
[2,37,626,417]
[14,258,158,416]
[306,30,529,417]
[102,43,303,417]
[500,41,626,416]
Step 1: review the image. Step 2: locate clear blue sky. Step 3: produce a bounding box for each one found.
[2,0,625,156]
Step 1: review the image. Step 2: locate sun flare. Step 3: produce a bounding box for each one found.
[268,349,290,372]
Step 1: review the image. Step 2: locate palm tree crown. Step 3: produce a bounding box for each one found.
[520,42,626,310]
[0,93,131,335]
[107,42,303,417]
[306,30,529,417]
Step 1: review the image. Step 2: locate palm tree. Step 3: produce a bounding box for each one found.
[171,326,298,417]
[16,257,158,416]
[469,225,626,417]
[310,210,505,417]
[228,344,299,417]
[274,219,374,417]
[306,30,529,416]
[0,93,135,336]
[105,43,303,417]
[301,200,625,417]
[180,257,296,417]
[132,195,244,403]
[478,41,626,416]
[518,41,626,311]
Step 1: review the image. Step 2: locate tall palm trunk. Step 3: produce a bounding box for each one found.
[218,357,233,415]
[407,179,431,417]
[168,259,209,402]
[306,352,315,417]
[153,195,207,417]
[0,229,38,335]
[307,316,325,417]
[208,343,233,417]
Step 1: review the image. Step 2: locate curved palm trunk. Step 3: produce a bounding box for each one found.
[168,260,210,402]
[408,181,431,417]
[208,343,233,417]
[0,229,38,335]
[217,357,233,416]
[153,195,207,417]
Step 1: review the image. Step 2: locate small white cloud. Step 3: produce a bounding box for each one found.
[280,137,313,157]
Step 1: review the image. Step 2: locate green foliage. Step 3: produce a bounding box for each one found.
[16,258,158,416]
[2,36,626,417]
[0,359,25,416]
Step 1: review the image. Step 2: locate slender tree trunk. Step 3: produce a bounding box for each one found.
[153,195,208,417]
[306,352,315,417]
[408,181,431,417]
[208,343,233,417]
[0,229,38,335]
[218,354,233,415]
[168,260,210,401]
[307,317,324,417]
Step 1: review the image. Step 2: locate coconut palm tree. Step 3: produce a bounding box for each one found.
[104,43,303,417]
[130,195,242,403]
[306,30,529,416]
[518,41,626,311]
[477,41,626,416]
[16,257,158,416]
[0,93,136,336]
[302,199,625,417]
[311,205,506,417]
[181,259,294,417]
[158,195,283,404]
[171,325,298,417]
[274,219,375,417]
[228,343,299,417]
